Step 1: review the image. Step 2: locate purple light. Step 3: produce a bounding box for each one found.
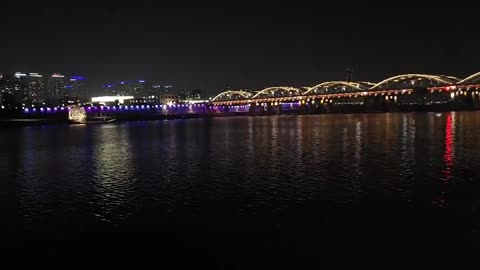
[61,107,65,110]
[54,107,58,111]
[24,108,29,113]
[32,108,37,112]
[47,108,51,112]
[40,108,44,112]
[141,105,145,109]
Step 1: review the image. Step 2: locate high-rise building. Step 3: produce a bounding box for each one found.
[28,73,45,105]
[69,76,88,102]
[132,80,146,97]
[0,73,14,95]
[13,72,29,105]
[115,80,146,97]
[151,84,174,95]
[48,73,67,105]
[0,73,15,107]
[180,89,202,100]
[116,82,130,96]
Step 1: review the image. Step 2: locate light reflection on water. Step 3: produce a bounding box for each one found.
[0,112,480,232]
[91,125,136,224]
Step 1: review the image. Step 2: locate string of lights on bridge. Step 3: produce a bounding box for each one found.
[210,72,480,105]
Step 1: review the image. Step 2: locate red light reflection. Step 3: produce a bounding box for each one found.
[443,113,455,183]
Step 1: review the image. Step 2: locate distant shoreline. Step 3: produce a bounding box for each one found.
[0,112,251,128]
[1,107,479,128]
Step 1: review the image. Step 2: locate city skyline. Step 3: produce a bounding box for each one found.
[0,70,208,107]
[1,7,479,92]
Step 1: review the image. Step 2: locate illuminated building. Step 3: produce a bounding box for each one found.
[102,84,116,96]
[132,80,146,97]
[158,93,179,105]
[48,73,67,105]
[69,76,88,102]
[0,72,40,107]
[28,73,45,105]
[179,89,207,104]
[13,72,29,105]
[113,80,146,97]
[151,84,173,95]
[0,73,15,107]
[180,89,202,100]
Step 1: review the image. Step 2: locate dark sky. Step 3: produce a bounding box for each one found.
[1,6,479,94]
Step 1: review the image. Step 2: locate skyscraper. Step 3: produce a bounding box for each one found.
[115,80,146,97]
[28,73,45,105]
[13,72,29,105]
[133,80,146,97]
[48,73,67,105]
[0,73,15,107]
[70,76,88,102]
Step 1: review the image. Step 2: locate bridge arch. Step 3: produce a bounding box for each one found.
[304,81,371,95]
[211,90,252,102]
[252,87,303,99]
[369,74,454,90]
[458,72,480,85]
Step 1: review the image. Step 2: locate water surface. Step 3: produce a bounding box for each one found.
[1,112,479,268]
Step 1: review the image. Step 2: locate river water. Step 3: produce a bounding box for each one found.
[1,112,479,268]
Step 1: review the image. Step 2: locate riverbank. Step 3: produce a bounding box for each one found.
[1,106,479,128]
[0,112,252,128]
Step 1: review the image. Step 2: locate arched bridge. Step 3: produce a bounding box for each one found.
[212,72,480,105]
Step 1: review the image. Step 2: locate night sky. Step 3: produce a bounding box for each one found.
[1,6,479,94]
